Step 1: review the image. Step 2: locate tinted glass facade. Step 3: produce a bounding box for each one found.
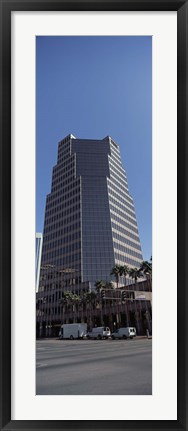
[39,134,143,295]
[106,137,143,268]
[72,138,115,286]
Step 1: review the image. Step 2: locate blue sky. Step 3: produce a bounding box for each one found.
[36,36,152,261]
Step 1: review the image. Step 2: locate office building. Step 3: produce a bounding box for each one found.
[37,134,144,336]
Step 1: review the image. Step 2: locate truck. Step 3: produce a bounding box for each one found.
[111,327,136,340]
[59,323,87,340]
[87,326,111,340]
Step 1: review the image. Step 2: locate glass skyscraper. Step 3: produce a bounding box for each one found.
[39,134,143,295]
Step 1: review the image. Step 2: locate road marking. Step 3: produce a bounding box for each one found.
[36,362,48,368]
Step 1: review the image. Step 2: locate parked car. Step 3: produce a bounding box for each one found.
[111,327,136,340]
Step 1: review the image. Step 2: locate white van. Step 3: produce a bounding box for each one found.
[87,326,111,339]
[59,323,87,340]
[111,327,136,340]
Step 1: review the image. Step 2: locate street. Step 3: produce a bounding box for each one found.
[36,338,152,395]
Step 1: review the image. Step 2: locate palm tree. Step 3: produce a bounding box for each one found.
[139,260,152,276]
[110,265,122,289]
[82,291,96,307]
[129,267,142,285]
[95,280,106,294]
[139,259,152,332]
[139,259,152,292]
[119,265,130,286]
[102,281,114,290]
[82,291,97,328]
[94,280,109,325]
[129,267,140,283]
[60,291,80,323]
[90,290,97,303]
[59,291,73,325]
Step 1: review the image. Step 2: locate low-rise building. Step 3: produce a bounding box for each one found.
[36,279,152,337]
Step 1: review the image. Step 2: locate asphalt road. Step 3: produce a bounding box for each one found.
[36,338,152,395]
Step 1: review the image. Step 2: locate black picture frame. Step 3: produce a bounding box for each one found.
[0,0,187,430]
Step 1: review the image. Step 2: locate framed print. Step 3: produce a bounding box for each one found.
[0,0,187,430]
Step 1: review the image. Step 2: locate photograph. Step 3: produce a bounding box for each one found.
[36,35,152,396]
[1,1,187,427]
